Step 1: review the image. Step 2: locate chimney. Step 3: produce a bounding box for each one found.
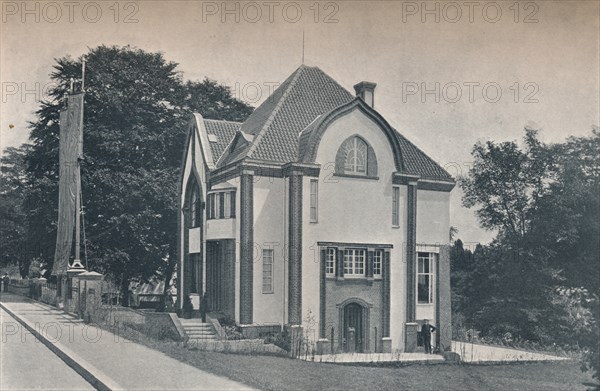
[353,81,377,108]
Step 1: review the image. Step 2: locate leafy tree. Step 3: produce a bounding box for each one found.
[460,128,552,240]
[23,45,253,304]
[457,127,599,381]
[0,146,30,276]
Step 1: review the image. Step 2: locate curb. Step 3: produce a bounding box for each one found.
[0,300,121,391]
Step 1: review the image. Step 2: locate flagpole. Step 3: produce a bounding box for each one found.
[72,60,86,270]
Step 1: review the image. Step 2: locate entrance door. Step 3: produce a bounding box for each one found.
[343,303,364,353]
[205,240,235,319]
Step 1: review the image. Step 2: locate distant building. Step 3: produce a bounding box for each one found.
[177,65,454,353]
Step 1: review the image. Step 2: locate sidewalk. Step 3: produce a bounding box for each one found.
[0,293,254,390]
[452,341,569,363]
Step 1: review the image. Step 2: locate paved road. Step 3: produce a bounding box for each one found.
[0,306,94,390]
[0,293,254,390]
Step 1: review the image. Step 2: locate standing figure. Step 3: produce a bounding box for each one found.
[200,292,208,323]
[421,319,436,354]
[2,273,9,292]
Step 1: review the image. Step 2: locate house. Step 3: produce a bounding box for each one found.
[177,65,454,354]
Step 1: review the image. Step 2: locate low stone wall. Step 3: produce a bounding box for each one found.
[101,306,183,341]
[186,338,287,356]
[7,280,31,296]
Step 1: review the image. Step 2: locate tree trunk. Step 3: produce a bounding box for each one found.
[120,274,130,307]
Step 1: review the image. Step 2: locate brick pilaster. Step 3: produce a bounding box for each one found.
[437,245,452,351]
[288,173,303,325]
[406,182,418,322]
[319,248,326,338]
[382,251,391,337]
[239,173,254,324]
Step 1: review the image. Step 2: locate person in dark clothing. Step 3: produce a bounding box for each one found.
[421,319,436,354]
[2,274,9,292]
[200,292,208,323]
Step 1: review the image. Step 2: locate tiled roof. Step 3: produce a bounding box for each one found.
[203,119,240,162]
[218,65,354,166]
[216,65,452,181]
[393,131,453,180]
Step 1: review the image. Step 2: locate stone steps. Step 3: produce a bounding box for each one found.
[181,319,219,342]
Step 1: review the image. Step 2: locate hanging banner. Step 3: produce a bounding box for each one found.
[52,93,84,276]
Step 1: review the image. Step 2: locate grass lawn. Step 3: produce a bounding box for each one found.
[130,334,597,391]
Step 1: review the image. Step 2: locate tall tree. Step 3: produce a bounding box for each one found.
[460,128,553,240]
[0,146,30,276]
[24,45,253,303]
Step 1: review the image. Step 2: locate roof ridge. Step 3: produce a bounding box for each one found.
[203,118,242,125]
[245,65,307,159]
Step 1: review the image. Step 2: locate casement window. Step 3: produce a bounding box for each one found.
[417,252,435,304]
[392,186,400,227]
[343,137,368,175]
[373,250,383,277]
[207,190,236,220]
[208,193,216,220]
[325,248,336,276]
[262,249,274,293]
[343,249,366,276]
[310,179,318,223]
[322,245,390,279]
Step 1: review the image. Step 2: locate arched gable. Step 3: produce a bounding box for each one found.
[299,98,404,172]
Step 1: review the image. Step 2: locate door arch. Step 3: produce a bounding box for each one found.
[339,299,371,353]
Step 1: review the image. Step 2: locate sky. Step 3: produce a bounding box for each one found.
[1,0,599,245]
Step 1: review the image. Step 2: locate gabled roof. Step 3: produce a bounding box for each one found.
[219,65,354,166]
[393,131,452,180]
[203,119,240,162]
[215,64,453,182]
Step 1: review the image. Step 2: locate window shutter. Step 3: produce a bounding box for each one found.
[337,249,344,277]
[335,142,346,174]
[230,191,236,218]
[384,251,390,277]
[367,250,374,277]
[367,144,378,177]
[320,248,326,275]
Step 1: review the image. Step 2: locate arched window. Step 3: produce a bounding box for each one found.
[335,136,378,177]
[186,177,202,228]
[344,137,368,174]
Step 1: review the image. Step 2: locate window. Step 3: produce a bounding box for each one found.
[208,193,216,220]
[219,192,225,218]
[190,253,200,293]
[335,136,377,177]
[223,192,231,218]
[343,249,366,276]
[188,183,202,227]
[207,191,236,220]
[310,179,318,222]
[392,186,400,227]
[417,252,435,304]
[373,250,382,277]
[344,137,368,175]
[262,249,274,293]
[325,248,336,276]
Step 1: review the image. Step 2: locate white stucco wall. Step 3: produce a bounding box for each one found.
[252,176,286,325]
[302,109,409,350]
[416,190,450,246]
[414,190,450,324]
